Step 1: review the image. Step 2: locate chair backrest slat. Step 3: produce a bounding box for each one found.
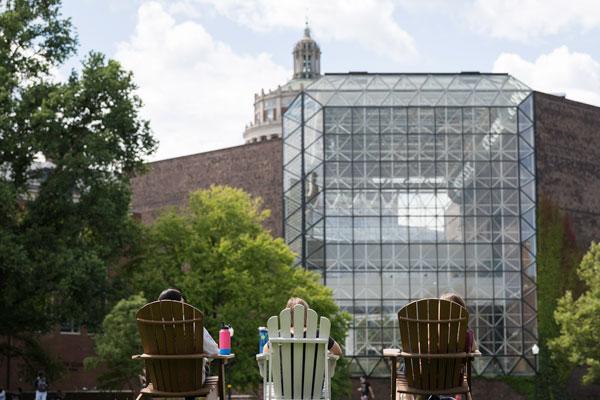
[279,308,293,400]
[398,299,468,392]
[267,315,283,398]
[303,309,318,399]
[137,305,160,389]
[136,300,206,393]
[438,299,450,388]
[405,302,420,387]
[417,300,430,389]
[292,306,305,399]
[312,316,330,399]
[150,302,173,391]
[267,305,331,400]
[427,299,439,390]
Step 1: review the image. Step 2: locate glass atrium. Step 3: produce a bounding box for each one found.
[282,73,537,376]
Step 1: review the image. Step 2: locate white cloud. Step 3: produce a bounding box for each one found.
[115,1,289,160]
[493,46,600,106]
[468,0,600,41]
[194,0,417,62]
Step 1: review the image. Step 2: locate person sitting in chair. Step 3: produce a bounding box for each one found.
[264,297,343,356]
[158,288,219,400]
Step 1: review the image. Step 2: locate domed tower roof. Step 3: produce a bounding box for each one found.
[293,21,321,80]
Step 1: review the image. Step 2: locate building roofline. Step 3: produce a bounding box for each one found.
[145,138,282,166]
[324,72,510,76]
[534,90,600,111]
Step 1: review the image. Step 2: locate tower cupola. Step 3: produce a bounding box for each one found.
[293,21,321,79]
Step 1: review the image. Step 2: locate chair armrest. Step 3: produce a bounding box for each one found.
[383,348,401,358]
[207,353,236,361]
[131,353,235,361]
[327,354,339,378]
[399,351,469,359]
[383,349,400,400]
[256,353,269,379]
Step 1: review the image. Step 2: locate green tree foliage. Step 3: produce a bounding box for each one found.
[549,242,600,385]
[0,0,156,376]
[535,197,581,399]
[85,294,147,390]
[125,186,351,397]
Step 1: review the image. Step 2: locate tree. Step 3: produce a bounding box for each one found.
[124,186,351,397]
[84,294,147,390]
[549,242,600,385]
[0,0,156,378]
[534,197,581,399]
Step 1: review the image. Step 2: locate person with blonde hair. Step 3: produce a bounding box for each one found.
[265,297,343,356]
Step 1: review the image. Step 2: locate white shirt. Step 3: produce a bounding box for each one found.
[0,389,6,400]
[203,327,219,354]
[201,328,219,384]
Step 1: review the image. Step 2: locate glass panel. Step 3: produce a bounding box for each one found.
[288,83,536,375]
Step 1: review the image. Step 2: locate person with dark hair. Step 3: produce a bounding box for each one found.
[34,371,49,400]
[158,288,219,400]
[358,375,375,400]
[0,387,6,400]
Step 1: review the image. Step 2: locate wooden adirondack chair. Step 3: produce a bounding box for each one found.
[132,300,234,400]
[384,298,480,400]
[256,304,339,400]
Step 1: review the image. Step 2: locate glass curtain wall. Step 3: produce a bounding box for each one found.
[283,74,537,377]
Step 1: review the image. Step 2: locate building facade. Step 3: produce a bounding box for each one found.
[243,24,321,143]
[282,73,538,376]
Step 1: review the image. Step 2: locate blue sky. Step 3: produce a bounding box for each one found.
[61,0,600,160]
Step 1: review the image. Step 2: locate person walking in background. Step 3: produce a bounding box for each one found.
[358,375,375,400]
[0,387,6,400]
[34,371,49,400]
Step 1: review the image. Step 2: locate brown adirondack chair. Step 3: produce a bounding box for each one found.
[132,300,234,400]
[384,298,480,400]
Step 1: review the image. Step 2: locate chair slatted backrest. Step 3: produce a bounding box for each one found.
[398,299,468,391]
[137,300,204,393]
[266,304,331,400]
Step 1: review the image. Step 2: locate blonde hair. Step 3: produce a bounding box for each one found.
[287,297,309,327]
[440,292,466,309]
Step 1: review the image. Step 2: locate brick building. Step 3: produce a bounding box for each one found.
[3,24,600,392]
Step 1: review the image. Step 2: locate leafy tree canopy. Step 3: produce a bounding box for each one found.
[84,293,147,390]
[0,0,156,376]
[119,186,350,396]
[549,242,600,385]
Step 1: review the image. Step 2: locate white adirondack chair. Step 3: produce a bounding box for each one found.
[256,304,339,400]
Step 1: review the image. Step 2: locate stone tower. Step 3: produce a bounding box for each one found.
[293,22,321,79]
[243,23,322,143]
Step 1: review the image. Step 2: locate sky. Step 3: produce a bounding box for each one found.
[60,0,600,161]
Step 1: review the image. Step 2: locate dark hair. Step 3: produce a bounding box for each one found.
[158,288,184,301]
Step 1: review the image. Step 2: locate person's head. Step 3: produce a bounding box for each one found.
[287,297,309,327]
[440,292,466,309]
[37,371,45,378]
[360,375,367,383]
[158,288,185,302]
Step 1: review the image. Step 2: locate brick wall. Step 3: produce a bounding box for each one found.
[534,92,600,249]
[131,139,284,237]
